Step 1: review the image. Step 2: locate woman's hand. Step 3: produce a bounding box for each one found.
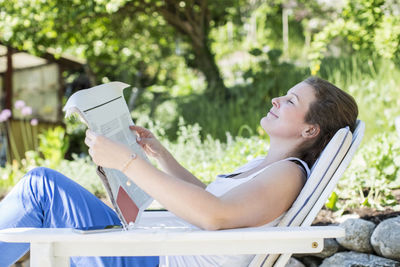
[85,129,132,171]
[131,125,205,188]
[130,125,165,159]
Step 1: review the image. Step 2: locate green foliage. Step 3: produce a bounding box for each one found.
[0,124,99,197]
[244,48,310,100]
[309,0,400,73]
[0,161,26,197]
[56,155,103,197]
[318,55,400,139]
[142,118,269,185]
[0,0,244,96]
[326,191,339,211]
[171,92,264,141]
[0,126,73,196]
[317,54,400,212]
[0,125,72,196]
[38,126,69,168]
[172,49,309,140]
[336,132,400,211]
[0,152,101,198]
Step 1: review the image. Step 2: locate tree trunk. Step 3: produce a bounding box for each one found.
[191,39,227,97]
[159,0,228,98]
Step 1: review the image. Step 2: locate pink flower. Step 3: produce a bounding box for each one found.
[0,109,12,122]
[14,100,26,110]
[0,114,6,123]
[1,109,11,119]
[30,118,38,126]
[21,106,33,116]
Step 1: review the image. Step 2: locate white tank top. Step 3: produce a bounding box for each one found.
[159,157,310,267]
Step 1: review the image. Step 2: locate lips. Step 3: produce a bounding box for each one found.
[269,110,278,118]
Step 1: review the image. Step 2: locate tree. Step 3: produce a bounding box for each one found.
[156,0,227,96]
[308,0,400,73]
[0,0,249,97]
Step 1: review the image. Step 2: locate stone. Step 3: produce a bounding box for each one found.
[320,251,400,267]
[371,216,400,261]
[314,238,340,258]
[336,218,375,253]
[285,257,305,267]
[297,256,321,267]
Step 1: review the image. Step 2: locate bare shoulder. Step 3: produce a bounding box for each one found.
[219,159,307,228]
[257,159,306,183]
[246,159,307,198]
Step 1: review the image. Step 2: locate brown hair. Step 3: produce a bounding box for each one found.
[296,76,358,167]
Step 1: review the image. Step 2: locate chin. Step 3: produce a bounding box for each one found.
[260,116,270,133]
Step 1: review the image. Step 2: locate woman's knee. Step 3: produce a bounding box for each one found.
[22,167,73,200]
[24,167,65,185]
[26,166,56,177]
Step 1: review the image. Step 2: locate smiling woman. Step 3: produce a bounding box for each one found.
[261,81,318,146]
[0,76,358,267]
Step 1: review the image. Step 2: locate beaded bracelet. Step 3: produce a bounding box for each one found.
[121,153,137,173]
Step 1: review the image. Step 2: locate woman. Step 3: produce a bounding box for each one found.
[0,76,358,267]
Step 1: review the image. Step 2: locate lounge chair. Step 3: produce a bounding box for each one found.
[0,120,365,267]
[251,120,365,266]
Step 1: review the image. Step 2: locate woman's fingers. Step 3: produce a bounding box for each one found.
[84,136,91,147]
[129,125,142,130]
[129,125,162,158]
[136,137,152,148]
[145,143,158,154]
[130,125,152,137]
[129,125,147,134]
[87,147,94,158]
[85,129,98,147]
[129,125,153,144]
[86,129,98,139]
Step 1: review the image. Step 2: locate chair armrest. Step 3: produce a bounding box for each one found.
[0,225,344,256]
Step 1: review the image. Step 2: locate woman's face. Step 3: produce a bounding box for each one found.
[260,82,316,140]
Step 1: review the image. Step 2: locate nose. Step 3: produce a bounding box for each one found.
[271,97,279,108]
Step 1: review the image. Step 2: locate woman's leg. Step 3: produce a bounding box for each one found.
[0,167,159,267]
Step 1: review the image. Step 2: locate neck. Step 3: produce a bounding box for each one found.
[262,138,302,165]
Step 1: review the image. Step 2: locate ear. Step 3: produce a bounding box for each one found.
[302,124,320,139]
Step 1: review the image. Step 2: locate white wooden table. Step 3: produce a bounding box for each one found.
[0,212,344,267]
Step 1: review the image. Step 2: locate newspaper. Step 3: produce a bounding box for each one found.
[63,81,153,229]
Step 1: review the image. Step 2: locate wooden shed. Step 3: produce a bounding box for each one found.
[0,44,90,164]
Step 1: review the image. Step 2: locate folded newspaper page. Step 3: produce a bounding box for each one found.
[63,81,153,229]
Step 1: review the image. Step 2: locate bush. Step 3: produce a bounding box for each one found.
[173,49,309,141]
[56,155,103,197]
[318,55,400,140]
[145,117,269,184]
[335,131,400,211]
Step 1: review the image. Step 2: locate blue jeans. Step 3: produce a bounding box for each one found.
[0,167,159,267]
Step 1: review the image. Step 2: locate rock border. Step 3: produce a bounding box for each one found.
[290,216,400,267]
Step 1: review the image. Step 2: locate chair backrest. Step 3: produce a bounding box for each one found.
[250,120,365,267]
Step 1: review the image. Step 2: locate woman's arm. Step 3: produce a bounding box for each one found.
[85,131,305,230]
[130,125,206,188]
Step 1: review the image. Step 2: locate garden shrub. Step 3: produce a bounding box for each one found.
[336,131,400,211]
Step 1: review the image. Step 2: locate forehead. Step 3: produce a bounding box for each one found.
[288,82,316,104]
